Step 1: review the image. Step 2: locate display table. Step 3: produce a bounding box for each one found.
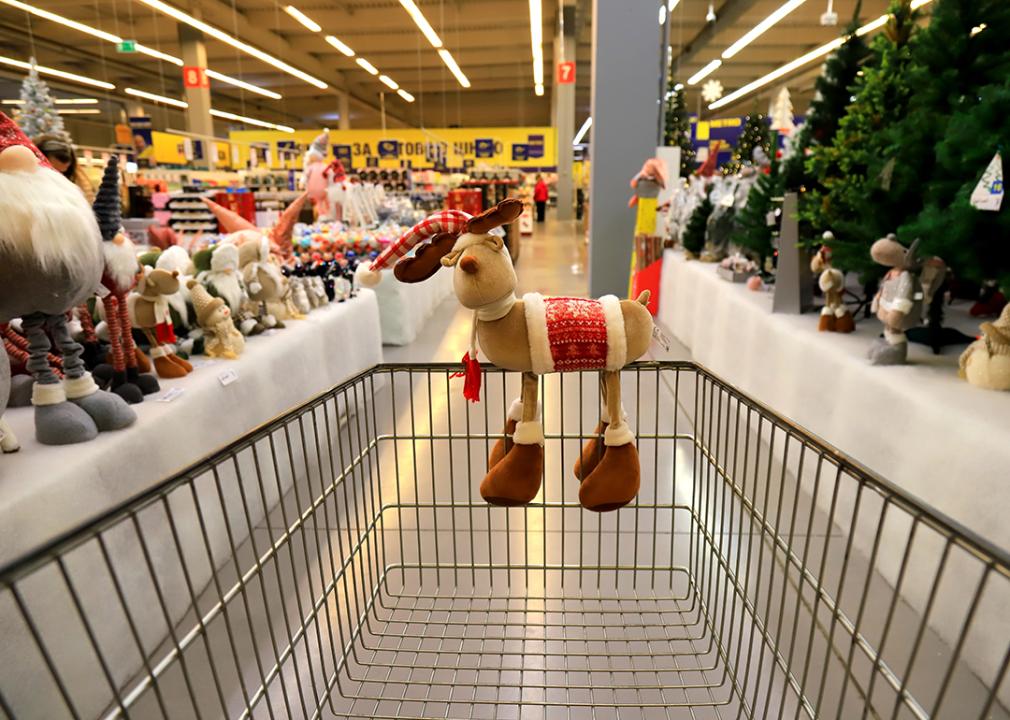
[370,265,455,345]
[0,291,383,565]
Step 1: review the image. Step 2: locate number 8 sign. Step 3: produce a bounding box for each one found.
[183,66,209,89]
[557,62,575,84]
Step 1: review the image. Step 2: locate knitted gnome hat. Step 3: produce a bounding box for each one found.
[309,131,328,158]
[358,209,471,286]
[0,111,53,169]
[202,197,257,234]
[93,155,121,241]
[186,279,226,326]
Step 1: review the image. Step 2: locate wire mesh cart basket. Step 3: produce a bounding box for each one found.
[1,362,1007,719]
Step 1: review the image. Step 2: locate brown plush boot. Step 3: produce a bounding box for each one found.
[818,313,836,332]
[481,420,543,506]
[134,348,152,373]
[153,353,188,379]
[835,312,855,333]
[165,352,193,372]
[579,443,641,512]
[573,420,607,481]
[488,419,518,469]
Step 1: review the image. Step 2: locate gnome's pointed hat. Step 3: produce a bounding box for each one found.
[0,111,52,169]
[93,155,121,241]
[269,192,308,256]
[309,131,328,157]
[202,197,257,234]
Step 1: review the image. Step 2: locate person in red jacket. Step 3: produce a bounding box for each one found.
[533,174,548,222]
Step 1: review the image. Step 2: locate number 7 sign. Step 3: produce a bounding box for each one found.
[557,62,575,84]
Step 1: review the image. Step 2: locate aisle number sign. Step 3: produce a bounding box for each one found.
[557,62,576,84]
[183,66,209,89]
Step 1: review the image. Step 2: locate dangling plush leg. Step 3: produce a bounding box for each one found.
[144,328,188,379]
[579,371,640,512]
[119,292,159,394]
[78,302,104,368]
[573,373,609,481]
[480,372,544,507]
[488,396,524,470]
[100,295,143,404]
[50,313,135,432]
[0,416,18,453]
[22,312,98,445]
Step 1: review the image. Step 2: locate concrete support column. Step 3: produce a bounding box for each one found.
[178,24,215,169]
[338,92,351,130]
[552,1,576,221]
[587,0,663,297]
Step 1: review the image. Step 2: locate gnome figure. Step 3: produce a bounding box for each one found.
[92,155,160,403]
[187,280,245,359]
[868,234,923,366]
[303,131,332,219]
[0,112,135,444]
[959,304,1010,391]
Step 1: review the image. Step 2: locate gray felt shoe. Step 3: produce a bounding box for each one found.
[71,389,137,431]
[9,375,33,407]
[34,402,99,445]
[868,337,909,366]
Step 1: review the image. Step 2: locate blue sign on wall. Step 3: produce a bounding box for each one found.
[378,140,400,158]
[512,144,529,162]
[333,144,352,164]
[527,133,544,159]
[475,138,495,158]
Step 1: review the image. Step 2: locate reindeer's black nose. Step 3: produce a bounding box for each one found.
[460,256,479,275]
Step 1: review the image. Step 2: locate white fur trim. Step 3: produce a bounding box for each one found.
[600,403,627,425]
[358,266,382,287]
[149,345,169,358]
[522,292,554,374]
[820,307,832,317]
[604,421,635,447]
[884,330,907,346]
[63,373,99,399]
[834,307,849,318]
[0,418,19,453]
[507,398,524,423]
[513,420,544,446]
[600,295,627,371]
[31,382,66,407]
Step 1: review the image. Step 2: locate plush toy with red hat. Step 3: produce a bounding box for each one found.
[0,111,135,444]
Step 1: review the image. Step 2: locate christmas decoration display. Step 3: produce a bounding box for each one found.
[695,141,722,178]
[16,60,68,140]
[733,145,784,268]
[681,188,714,259]
[868,234,922,365]
[134,268,194,378]
[360,199,652,512]
[701,79,724,104]
[662,81,696,177]
[238,238,288,331]
[959,304,1010,391]
[0,112,135,444]
[769,87,795,135]
[810,236,854,332]
[723,113,771,176]
[303,131,332,219]
[187,280,246,360]
[717,253,759,283]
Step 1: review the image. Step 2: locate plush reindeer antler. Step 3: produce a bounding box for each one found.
[465,198,524,235]
[394,233,459,283]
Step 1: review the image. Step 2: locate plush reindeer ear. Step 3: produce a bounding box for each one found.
[464,198,524,235]
[393,232,459,283]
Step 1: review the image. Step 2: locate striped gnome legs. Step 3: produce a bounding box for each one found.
[575,371,640,513]
[482,372,544,507]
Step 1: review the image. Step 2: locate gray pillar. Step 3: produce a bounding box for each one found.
[178,24,214,169]
[588,0,663,297]
[553,1,576,221]
[338,92,351,130]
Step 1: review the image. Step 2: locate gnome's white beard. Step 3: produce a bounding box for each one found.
[0,165,102,274]
[210,271,245,312]
[103,238,139,292]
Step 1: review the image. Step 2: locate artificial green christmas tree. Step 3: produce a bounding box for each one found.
[723,112,770,176]
[663,81,696,177]
[681,191,713,258]
[17,59,68,140]
[735,153,785,267]
[803,0,920,280]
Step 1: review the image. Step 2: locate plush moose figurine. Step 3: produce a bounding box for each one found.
[811,234,854,333]
[359,199,653,512]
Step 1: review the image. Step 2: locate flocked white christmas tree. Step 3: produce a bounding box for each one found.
[17,59,68,139]
[769,86,795,136]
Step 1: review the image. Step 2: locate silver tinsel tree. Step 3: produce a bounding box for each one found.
[17,59,68,139]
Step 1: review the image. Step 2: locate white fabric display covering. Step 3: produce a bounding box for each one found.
[371,265,454,345]
[0,290,383,566]
[658,249,1010,698]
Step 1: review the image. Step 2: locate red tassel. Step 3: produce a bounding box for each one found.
[451,352,482,402]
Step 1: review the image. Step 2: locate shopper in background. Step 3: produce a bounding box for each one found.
[533,174,548,223]
[34,134,94,203]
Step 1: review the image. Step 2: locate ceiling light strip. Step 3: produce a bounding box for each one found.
[379,75,399,90]
[398,0,443,47]
[355,58,379,76]
[138,0,327,89]
[529,0,543,91]
[135,44,184,66]
[125,87,189,108]
[0,55,115,89]
[438,49,470,88]
[205,70,282,100]
[325,35,355,57]
[209,108,294,133]
[722,0,807,59]
[0,0,120,41]
[688,59,722,85]
[709,0,934,111]
[397,89,415,103]
[57,108,101,115]
[573,116,592,145]
[3,98,99,104]
[283,5,321,32]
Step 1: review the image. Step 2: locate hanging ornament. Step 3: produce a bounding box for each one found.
[705,2,716,22]
[701,79,724,103]
[970,151,1004,212]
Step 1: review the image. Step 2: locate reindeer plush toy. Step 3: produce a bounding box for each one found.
[359,199,652,512]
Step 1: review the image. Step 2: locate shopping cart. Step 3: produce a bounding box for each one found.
[0,362,1007,720]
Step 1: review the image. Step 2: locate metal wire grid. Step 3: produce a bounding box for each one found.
[0,362,1007,720]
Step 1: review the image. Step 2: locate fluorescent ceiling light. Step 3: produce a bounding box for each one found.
[135,44,183,65]
[688,59,722,85]
[205,70,282,100]
[355,57,379,75]
[209,108,295,133]
[674,82,684,91]
[398,0,443,48]
[284,5,321,32]
[722,0,807,59]
[0,55,114,89]
[379,75,399,90]
[57,108,101,115]
[138,0,327,89]
[125,87,189,108]
[397,89,415,102]
[3,98,98,105]
[659,5,667,25]
[0,0,119,41]
[529,0,543,91]
[325,35,355,57]
[668,0,680,9]
[438,49,470,88]
[535,83,544,96]
[709,0,934,111]
[573,116,592,145]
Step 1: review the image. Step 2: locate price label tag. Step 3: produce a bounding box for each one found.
[652,325,672,352]
[218,368,239,386]
[157,387,185,402]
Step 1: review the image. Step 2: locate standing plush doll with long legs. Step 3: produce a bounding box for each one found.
[359,199,653,511]
[0,112,135,444]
